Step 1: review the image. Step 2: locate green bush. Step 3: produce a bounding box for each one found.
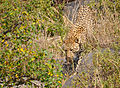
[0,0,64,87]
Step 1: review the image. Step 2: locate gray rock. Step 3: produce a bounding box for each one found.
[62,51,95,88]
[62,75,77,88]
[62,48,119,88]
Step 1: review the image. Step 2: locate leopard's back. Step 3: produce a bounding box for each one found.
[74,5,94,38]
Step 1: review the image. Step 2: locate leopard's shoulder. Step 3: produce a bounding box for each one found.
[63,25,86,51]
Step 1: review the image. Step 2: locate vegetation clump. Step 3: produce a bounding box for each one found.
[0,0,120,88]
[0,0,65,87]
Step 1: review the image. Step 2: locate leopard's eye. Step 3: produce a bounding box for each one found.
[75,38,79,43]
[70,48,73,51]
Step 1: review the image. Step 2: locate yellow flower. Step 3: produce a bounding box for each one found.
[50,73,53,76]
[42,20,44,22]
[30,51,32,54]
[61,73,63,76]
[25,48,27,51]
[33,22,35,25]
[5,41,7,44]
[19,26,24,30]
[58,81,61,84]
[15,74,18,78]
[48,72,50,75]
[65,73,67,76]
[3,23,6,26]
[45,63,47,65]
[36,19,40,23]
[1,85,3,87]
[10,76,12,79]
[6,44,8,47]
[39,24,41,27]
[20,48,24,52]
[18,48,20,51]
[31,58,35,61]
[48,71,53,76]
[14,9,17,11]
[3,15,7,18]
[56,74,59,77]
[22,11,28,15]
[2,40,4,42]
[53,66,55,69]
[4,61,6,64]
[30,40,32,43]
[9,66,11,69]
[10,12,13,15]
[1,19,4,22]
[34,54,37,57]
[43,53,45,57]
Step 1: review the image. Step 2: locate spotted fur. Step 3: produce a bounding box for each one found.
[63,5,94,71]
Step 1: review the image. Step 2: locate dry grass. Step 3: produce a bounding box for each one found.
[63,0,120,49]
[32,33,65,60]
[92,6,120,48]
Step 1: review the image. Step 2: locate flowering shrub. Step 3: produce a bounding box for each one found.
[0,0,64,87]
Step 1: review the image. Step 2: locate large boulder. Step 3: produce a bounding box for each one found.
[62,48,120,88]
[62,50,95,88]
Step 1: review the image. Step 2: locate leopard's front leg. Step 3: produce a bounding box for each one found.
[66,50,75,71]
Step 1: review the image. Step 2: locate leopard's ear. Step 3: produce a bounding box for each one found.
[63,40,65,43]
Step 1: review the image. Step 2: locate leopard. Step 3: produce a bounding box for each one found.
[62,25,86,73]
[62,0,95,73]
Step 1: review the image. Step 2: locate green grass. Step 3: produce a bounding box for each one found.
[0,0,65,87]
